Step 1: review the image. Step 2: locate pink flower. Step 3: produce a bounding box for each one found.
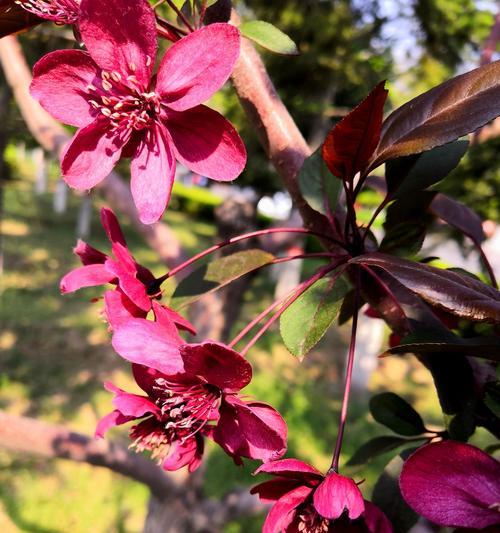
[60,207,195,332]
[104,316,287,466]
[17,0,80,25]
[251,459,392,533]
[400,441,500,529]
[30,0,246,224]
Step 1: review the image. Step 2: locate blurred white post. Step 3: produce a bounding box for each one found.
[32,148,47,195]
[352,312,385,392]
[76,195,92,238]
[53,179,68,214]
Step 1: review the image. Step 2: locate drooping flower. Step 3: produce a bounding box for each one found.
[60,207,195,332]
[400,440,500,530]
[251,459,392,533]
[100,314,288,466]
[30,0,246,224]
[16,0,80,25]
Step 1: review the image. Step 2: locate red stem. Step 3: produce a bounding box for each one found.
[156,228,346,284]
[476,240,498,289]
[240,262,347,356]
[330,272,360,472]
[165,0,195,32]
[228,253,340,348]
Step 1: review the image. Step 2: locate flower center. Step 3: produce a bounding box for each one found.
[155,378,221,439]
[297,506,330,533]
[16,0,79,24]
[87,68,159,136]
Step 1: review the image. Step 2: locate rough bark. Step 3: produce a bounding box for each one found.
[0,411,177,498]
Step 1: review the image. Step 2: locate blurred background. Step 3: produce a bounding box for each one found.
[1,0,499,531]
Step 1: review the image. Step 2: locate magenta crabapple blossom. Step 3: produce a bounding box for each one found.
[60,207,195,332]
[30,0,246,224]
[251,458,392,533]
[17,0,80,25]
[400,440,500,529]
[98,308,288,468]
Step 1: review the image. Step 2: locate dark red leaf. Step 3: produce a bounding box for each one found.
[369,61,500,169]
[0,0,42,38]
[351,252,500,323]
[430,193,485,244]
[322,81,388,181]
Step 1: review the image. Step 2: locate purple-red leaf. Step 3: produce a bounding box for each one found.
[430,193,485,244]
[369,61,500,169]
[322,81,388,181]
[351,253,500,323]
[400,441,500,529]
[0,0,41,37]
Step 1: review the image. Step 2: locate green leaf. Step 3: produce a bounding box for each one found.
[346,435,414,466]
[280,273,350,359]
[239,20,299,55]
[370,393,427,436]
[298,149,342,216]
[171,249,274,308]
[386,140,469,198]
[484,381,500,418]
[372,449,419,533]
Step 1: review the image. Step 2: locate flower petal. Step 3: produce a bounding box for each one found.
[104,381,159,418]
[74,239,107,265]
[250,479,304,504]
[100,207,127,246]
[153,302,196,335]
[112,317,183,375]
[61,119,125,190]
[164,105,246,182]
[157,23,240,111]
[95,409,133,438]
[180,342,252,391]
[104,289,146,330]
[131,125,175,224]
[60,264,115,293]
[105,259,150,312]
[132,363,164,395]
[363,501,394,533]
[30,49,98,128]
[162,435,204,473]
[255,458,323,482]
[262,485,313,533]
[79,0,157,89]
[213,396,287,464]
[400,441,500,529]
[313,472,365,520]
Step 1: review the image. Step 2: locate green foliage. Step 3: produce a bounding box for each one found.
[439,137,500,221]
[298,149,342,215]
[369,392,427,436]
[280,274,350,358]
[239,20,298,55]
[414,0,494,68]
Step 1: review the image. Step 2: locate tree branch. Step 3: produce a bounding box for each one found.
[0,411,177,498]
[230,11,333,239]
[0,35,186,268]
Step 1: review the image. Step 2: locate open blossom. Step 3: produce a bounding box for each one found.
[400,441,500,530]
[98,311,288,468]
[30,0,246,224]
[60,207,195,332]
[17,0,80,25]
[251,459,392,533]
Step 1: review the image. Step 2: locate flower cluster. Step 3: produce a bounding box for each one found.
[62,208,287,470]
[30,0,246,224]
[251,459,392,533]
